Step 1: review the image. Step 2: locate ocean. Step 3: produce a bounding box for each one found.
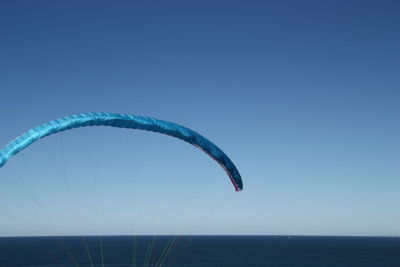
[0,236,399,266]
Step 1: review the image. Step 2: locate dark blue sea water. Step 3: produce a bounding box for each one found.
[0,236,399,266]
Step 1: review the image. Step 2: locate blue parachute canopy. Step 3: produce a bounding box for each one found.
[0,112,242,191]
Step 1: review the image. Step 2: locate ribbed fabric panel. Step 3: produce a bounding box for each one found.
[0,112,242,191]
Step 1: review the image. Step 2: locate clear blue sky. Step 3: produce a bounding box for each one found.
[0,0,399,236]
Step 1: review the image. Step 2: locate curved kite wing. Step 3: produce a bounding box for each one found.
[0,112,242,191]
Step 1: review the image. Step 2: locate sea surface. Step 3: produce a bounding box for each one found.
[0,236,399,266]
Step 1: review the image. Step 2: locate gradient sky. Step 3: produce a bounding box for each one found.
[0,0,399,236]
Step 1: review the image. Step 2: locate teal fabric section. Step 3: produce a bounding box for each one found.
[0,112,242,191]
